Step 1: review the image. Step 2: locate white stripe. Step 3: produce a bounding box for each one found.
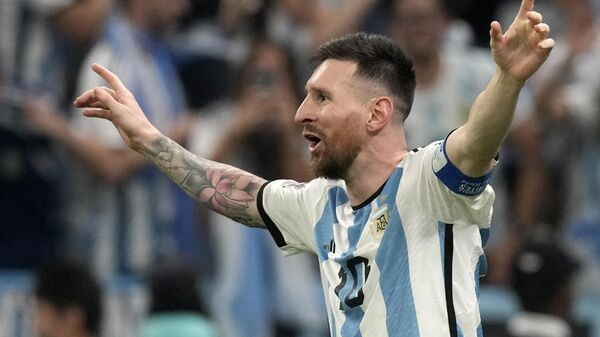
[359,263,388,337]
[452,224,483,337]
[401,209,449,336]
[333,203,354,254]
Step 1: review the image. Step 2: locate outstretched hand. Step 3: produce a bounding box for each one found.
[73,63,160,151]
[490,0,554,83]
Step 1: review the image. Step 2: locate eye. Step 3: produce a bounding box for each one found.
[317,93,328,103]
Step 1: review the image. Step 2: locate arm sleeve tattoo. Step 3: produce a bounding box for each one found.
[140,134,267,228]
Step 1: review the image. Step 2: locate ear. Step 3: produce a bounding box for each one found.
[366,96,394,132]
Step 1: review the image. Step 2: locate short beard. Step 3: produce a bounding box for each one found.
[310,119,362,181]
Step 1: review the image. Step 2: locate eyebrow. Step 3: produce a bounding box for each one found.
[305,85,333,96]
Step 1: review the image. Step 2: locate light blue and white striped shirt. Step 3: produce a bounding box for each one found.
[258,140,495,337]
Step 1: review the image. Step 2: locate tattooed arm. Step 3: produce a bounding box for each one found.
[141,135,266,227]
[74,63,267,228]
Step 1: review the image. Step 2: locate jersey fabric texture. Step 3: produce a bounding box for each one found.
[257,140,495,337]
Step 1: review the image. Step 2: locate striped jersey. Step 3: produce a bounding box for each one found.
[257,140,495,337]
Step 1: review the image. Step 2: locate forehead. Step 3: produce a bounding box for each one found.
[306,59,358,91]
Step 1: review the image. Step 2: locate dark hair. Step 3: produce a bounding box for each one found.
[310,32,416,121]
[511,242,579,313]
[147,262,206,315]
[35,259,102,335]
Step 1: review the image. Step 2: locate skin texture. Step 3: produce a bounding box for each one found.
[73,0,553,226]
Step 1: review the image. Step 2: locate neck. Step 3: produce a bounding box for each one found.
[345,128,408,206]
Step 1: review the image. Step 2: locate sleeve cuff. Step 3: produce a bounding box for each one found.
[257,181,288,247]
[431,140,494,196]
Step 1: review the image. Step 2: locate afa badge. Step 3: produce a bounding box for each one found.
[370,205,389,239]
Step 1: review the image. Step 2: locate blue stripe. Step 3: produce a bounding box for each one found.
[340,306,365,337]
[314,187,347,261]
[477,323,483,337]
[229,229,271,337]
[376,168,420,337]
[458,323,465,337]
[339,200,370,337]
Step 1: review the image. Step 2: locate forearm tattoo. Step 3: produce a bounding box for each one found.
[141,135,267,228]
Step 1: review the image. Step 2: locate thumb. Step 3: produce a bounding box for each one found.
[490,21,504,49]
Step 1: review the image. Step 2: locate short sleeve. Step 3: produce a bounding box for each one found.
[402,140,496,227]
[257,179,334,256]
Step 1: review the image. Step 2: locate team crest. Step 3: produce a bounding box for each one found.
[370,206,389,239]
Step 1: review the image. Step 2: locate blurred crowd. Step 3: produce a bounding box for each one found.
[2,0,600,336]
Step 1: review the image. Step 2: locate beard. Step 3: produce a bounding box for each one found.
[310,119,363,180]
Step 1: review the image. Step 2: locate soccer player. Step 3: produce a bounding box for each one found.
[73,0,553,335]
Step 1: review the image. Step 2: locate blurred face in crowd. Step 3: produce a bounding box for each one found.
[391,0,447,63]
[136,0,190,33]
[34,299,86,337]
[241,42,296,99]
[277,0,316,22]
[295,60,370,180]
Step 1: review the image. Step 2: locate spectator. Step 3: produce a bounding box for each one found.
[0,60,62,269]
[33,259,102,337]
[1,0,113,269]
[24,0,200,277]
[140,262,218,337]
[506,242,580,337]
[502,0,600,289]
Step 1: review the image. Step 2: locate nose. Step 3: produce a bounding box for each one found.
[294,95,315,125]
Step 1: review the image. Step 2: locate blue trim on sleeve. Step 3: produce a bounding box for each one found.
[434,141,493,196]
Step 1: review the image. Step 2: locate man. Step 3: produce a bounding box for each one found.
[74,0,553,335]
[34,259,102,337]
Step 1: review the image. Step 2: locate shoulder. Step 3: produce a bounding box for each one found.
[265,177,343,196]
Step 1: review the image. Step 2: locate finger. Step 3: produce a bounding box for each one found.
[82,108,112,119]
[535,23,550,39]
[74,89,98,107]
[92,86,121,112]
[538,38,555,50]
[517,0,535,20]
[91,63,129,93]
[100,86,116,97]
[527,11,543,25]
[87,101,111,109]
[490,21,504,48]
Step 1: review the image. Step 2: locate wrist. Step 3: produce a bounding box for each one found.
[133,125,162,153]
[494,69,526,92]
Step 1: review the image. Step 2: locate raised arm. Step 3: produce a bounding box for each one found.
[446,0,554,176]
[74,63,267,228]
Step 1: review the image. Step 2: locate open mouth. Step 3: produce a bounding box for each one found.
[303,133,321,153]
